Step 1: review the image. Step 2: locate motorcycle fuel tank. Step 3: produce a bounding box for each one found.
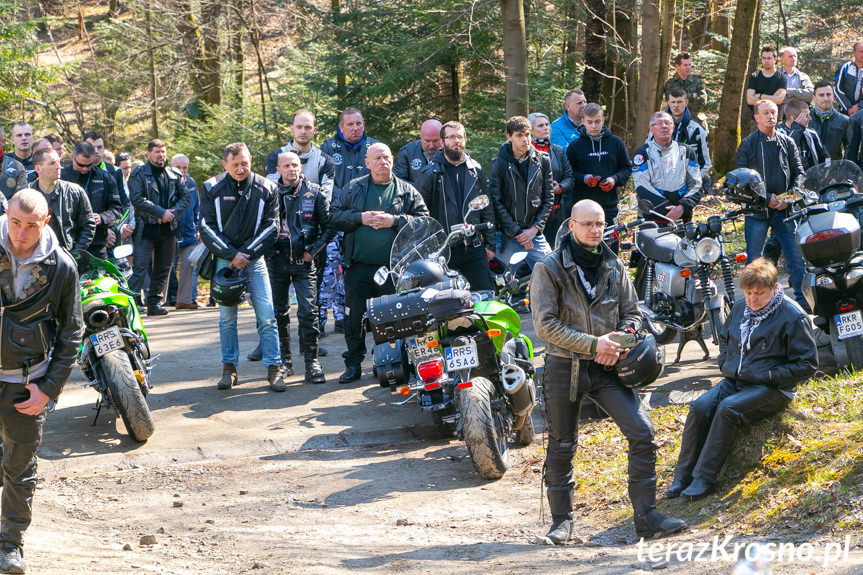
[796,211,861,268]
[653,262,686,298]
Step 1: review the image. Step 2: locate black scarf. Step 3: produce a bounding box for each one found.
[566,235,603,301]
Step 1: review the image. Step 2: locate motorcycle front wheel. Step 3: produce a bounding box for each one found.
[97,350,155,442]
[459,376,509,479]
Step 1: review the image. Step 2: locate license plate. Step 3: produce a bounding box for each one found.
[90,326,123,357]
[444,341,479,371]
[835,310,863,340]
[407,333,440,363]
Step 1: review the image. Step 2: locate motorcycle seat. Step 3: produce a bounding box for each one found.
[635,227,680,264]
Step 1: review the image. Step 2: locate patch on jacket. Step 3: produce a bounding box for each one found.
[332,153,343,165]
[411,158,423,170]
[221,196,238,202]
[633,154,644,166]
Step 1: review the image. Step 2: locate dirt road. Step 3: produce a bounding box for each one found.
[28,306,861,574]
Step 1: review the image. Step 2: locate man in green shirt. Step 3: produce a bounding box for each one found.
[330,142,429,383]
[664,53,707,116]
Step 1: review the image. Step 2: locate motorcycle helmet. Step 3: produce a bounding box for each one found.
[723,168,768,209]
[615,333,664,388]
[211,267,249,307]
[397,259,446,291]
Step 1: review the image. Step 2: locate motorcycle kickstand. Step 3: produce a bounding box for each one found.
[91,397,104,426]
[673,330,711,363]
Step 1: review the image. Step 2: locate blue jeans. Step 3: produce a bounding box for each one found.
[497,232,552,270]
[744,213,808,309]
[216,258,280,366]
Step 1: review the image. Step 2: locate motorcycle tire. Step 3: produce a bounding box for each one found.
[97,350,155,442]
[708,295,732,342]
[459,376,509,480]
[829,322,863,371]
[515,412,534,446]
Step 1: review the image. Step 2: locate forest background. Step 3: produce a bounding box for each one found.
[1,0,862,185]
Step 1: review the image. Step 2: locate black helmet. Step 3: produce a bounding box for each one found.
[397,259,446,291]
[723,168,767,208]
[615,333,664,388]
[211,267,249,307]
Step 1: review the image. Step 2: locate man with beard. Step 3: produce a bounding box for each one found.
[416,121,494,291]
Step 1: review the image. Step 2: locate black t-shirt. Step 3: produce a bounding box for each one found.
[747,71,787,110]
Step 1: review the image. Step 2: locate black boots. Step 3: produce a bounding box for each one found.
[665,475,691,499]
[304,342,325,384]
[680,478,715,499]
[280,335,293,377]
[217,363,237,390]
[545,486,574,545]
[147,303,169,316]
[268,364,286,392]
[630,479,687,539]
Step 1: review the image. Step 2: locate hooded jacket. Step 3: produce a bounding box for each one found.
[0,218,84,399]
[264,142,335,199]
[550,112,582,149]
[320,130,380,193]
[566,126,631,211]
[37,178,96,251]
[488,142,554,237]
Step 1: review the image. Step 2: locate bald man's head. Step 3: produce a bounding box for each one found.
[419,120,443,155]
[568,200,606,248]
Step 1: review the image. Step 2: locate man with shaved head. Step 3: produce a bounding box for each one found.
[330,142,429,383]
[531,198,685,544]
[393,119,443,183]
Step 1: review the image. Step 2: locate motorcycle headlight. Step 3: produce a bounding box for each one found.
[845,268,863,289]
[695,237,722,263]
[815,274,837,289]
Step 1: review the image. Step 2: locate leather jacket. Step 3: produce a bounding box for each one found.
[60,164,122,255]
[200,172,279,262]
[734,129,805,219]
[717,295,817,391]
[320,131,379,193]
[489,143,554,237]
[0,222,84,400]
[128,162,190,229]
[0,152,27,202]
[416,149,494,251]
[271,176,335,263]
[393,139,435,184]
[37,179,96,251]
[330,174,429,267]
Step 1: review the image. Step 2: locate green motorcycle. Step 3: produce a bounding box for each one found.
[72,244,155,442]
[367,196,536,480]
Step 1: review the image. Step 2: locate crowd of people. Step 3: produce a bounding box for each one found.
[0,40,860,571]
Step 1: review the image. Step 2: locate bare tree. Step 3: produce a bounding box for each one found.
[501,0,528,117]
[581,0,607,102]
[634,0,661,144]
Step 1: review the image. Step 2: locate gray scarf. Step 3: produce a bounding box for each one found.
[738,285,785,374]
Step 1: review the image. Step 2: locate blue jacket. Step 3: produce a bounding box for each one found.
[550,112,581,149]
[178,175,199,249]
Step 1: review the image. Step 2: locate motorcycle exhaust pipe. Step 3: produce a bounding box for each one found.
[501,364,535,418]
[87,309,112,330]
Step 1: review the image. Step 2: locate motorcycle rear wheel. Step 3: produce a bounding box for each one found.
[98,350,155,442]
[829,322,863,371]
[459,376,509,479]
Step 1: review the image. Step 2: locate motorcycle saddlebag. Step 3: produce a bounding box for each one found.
[428,288,474,321]
[366,292,430,344]
[372,340,409,388]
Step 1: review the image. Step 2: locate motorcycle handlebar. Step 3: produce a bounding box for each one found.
[473,222,494,232]
[783,210,806,224]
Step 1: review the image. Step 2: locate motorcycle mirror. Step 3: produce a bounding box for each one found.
[373,266,390,286]
[638,198,660,214]
[468,195,490,212]
[113,244,134,259]
[509,251,528,266]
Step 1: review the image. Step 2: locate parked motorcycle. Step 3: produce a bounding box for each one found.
[783,160,863,369]
[367,196,536,479]
[73,245,155,442]
[490,251,530,310]
[630,199,745,362]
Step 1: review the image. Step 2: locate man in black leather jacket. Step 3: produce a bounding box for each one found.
[32,148,96,252]
[416,121,495,291]
[128,139,190,316]
[330,143,429,384]
[667,258,817,499]
[489,116,554,269]
[266,151,334,384]
[0,189,84,574]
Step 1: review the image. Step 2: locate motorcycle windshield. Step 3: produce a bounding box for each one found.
[389,216,450,278]
[803,160,863,198]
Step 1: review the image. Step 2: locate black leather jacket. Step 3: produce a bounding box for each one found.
[128,162,190,229]
[734,129,805,219]
[393,139,435,184]
[0,153,27,202]
[37,179,96,251]
[488,143,554,237]
[416,149,494,251]
[60,164,122,255]
[271,177,335,263]
[199,172,279,262]
[330,174,429,267]
[718,295,817,391]
[0,232,84,400]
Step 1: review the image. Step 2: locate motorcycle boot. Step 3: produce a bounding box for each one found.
[268,364,286,392]
[217,363,237,390]
[629,479,686,539]
[545,485,574,545]
[304,342,326,384]
[280,335,293,377]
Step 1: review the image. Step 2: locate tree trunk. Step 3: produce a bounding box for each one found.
[713,0,760,174]
[501,0,528,117]
[227,0,245,106]
[656,0,677,110]
[689,0,710,52]
[581,0,607,103]
[143,0,158,138]
[710,0,729,51]
[606,0,637,146]
[449,58,462,122]
[563,0,579,84]
[332,0,346,100]
[200,0,222,106]
[634,0,661,145]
